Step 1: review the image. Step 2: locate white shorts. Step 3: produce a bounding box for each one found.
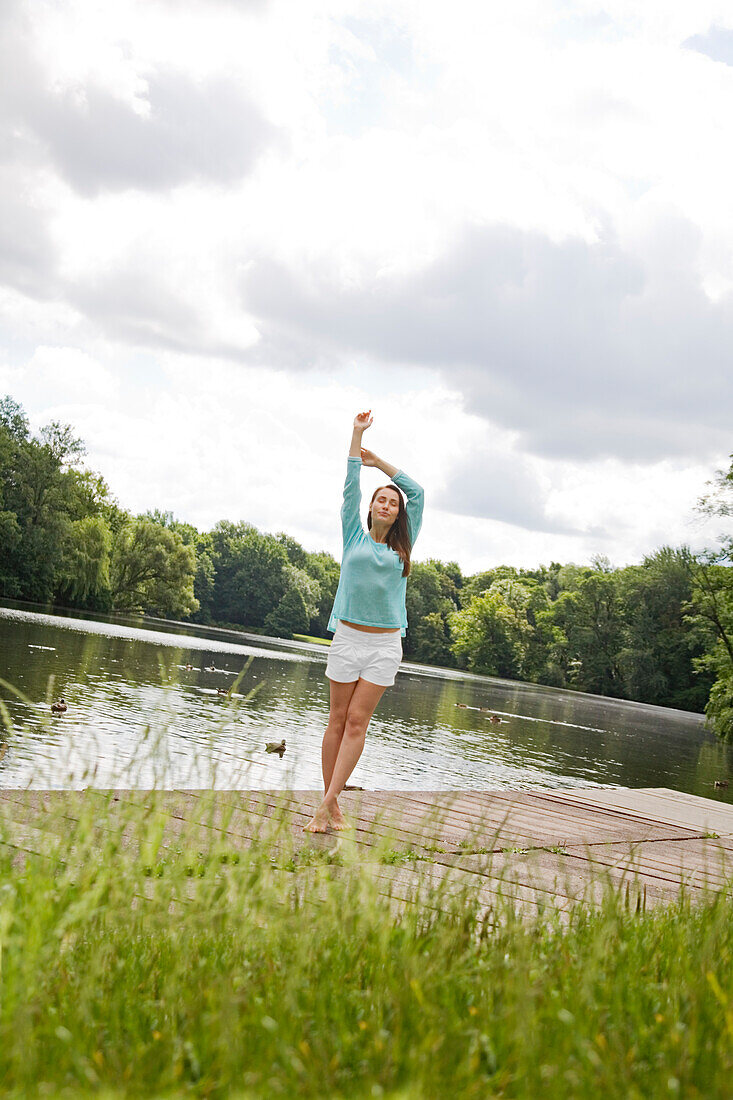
[325,621,403,687]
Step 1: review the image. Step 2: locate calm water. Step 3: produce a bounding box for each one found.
[0,601,731,800]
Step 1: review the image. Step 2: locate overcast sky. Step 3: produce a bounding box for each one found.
[1,0,731,573]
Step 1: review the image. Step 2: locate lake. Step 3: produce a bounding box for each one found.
[1,601,731,800]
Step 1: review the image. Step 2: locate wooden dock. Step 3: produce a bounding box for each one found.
[2,787,732,919]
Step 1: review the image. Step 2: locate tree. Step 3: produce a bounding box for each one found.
[303,550,340,637]
[264,586,310,637]
[450,588,531,678]
[404,559,461,664]
[410,611,453,666]
[283,564,320,622]
[110,518,198,616]
[687,452,733,739]
[697,453,733,522]
[0,509,21,595]
[260,562,321,638]
[686,552,733,740]
[539,561,564,601]
[0,396,29,441]
[548,571,625,696]
[616,547,712,710]
[276,532,309,569]
[519,580,567,686]
[39,421,85,466]
[0,398,24,594]
[0,408,73,600]
[55,515,112,608]
[459,568,498,609]
[210,521,289,627]
[191,536,216,623]
[406,561,446,635]
[65,468,116,521]
[144,513,217,624]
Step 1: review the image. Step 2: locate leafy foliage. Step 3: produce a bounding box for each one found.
[451,587,531,678]
[56,515,112,608]
[110,518,197,616]
[684,454,733,739]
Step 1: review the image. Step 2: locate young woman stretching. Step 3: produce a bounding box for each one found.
[304,410,424,833]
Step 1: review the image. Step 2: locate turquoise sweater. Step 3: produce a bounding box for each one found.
[328,457,425,636]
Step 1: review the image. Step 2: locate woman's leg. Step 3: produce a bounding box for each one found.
[304,678,387,832]
[321,678,358,807]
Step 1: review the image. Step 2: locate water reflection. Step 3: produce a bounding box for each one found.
[0,602,731,800]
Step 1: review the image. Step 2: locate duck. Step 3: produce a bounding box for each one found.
[51,699,67,714]
[204,664,217,673]
[265,739,286,758]
[217,687,228,696]
[488,714,503,724]
[714,779,729,790]
[184,663,194,671]
[455,703,468,709]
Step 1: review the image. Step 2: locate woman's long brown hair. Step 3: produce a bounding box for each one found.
[367,484,412,576]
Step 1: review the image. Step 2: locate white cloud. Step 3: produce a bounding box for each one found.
[0,0,731,573]
[240,215,732,463]
[26,345,118,402]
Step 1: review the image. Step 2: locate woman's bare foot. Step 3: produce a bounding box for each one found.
[303,806,331,832]
[330,805,351,830]
[303,794,353,832]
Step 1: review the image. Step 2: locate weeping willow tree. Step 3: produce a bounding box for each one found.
[55,515,112,608]
[110,517,198,617]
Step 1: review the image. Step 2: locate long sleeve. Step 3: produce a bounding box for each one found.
[328,459,420,637]
[393,469,424,546]
[341,457,363,549]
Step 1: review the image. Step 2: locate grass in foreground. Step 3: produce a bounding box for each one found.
[0,794,732,1099]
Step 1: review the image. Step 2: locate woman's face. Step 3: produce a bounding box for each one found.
[370,487,401,525]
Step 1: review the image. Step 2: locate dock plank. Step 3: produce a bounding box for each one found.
[548,787,733,837]
[2,787,732,917]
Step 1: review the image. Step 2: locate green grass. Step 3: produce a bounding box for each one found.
[1,795,733,1099]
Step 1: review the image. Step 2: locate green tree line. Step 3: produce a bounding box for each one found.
[1,395,732,738]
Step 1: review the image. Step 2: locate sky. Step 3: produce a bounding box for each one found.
[1,0,732,574]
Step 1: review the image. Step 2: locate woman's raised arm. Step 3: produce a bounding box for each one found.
[349,410,373,456]
[341,411,372,548]
[392,468,424,545]
[361,446,424,545]
[360,447,397,479]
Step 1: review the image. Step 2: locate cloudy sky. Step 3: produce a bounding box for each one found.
[1,0,731,573]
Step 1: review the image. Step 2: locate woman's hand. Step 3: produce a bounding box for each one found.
[360,447,379,467]
[349,410,374,458]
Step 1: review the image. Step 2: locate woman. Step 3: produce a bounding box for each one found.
[304,410,424,833]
